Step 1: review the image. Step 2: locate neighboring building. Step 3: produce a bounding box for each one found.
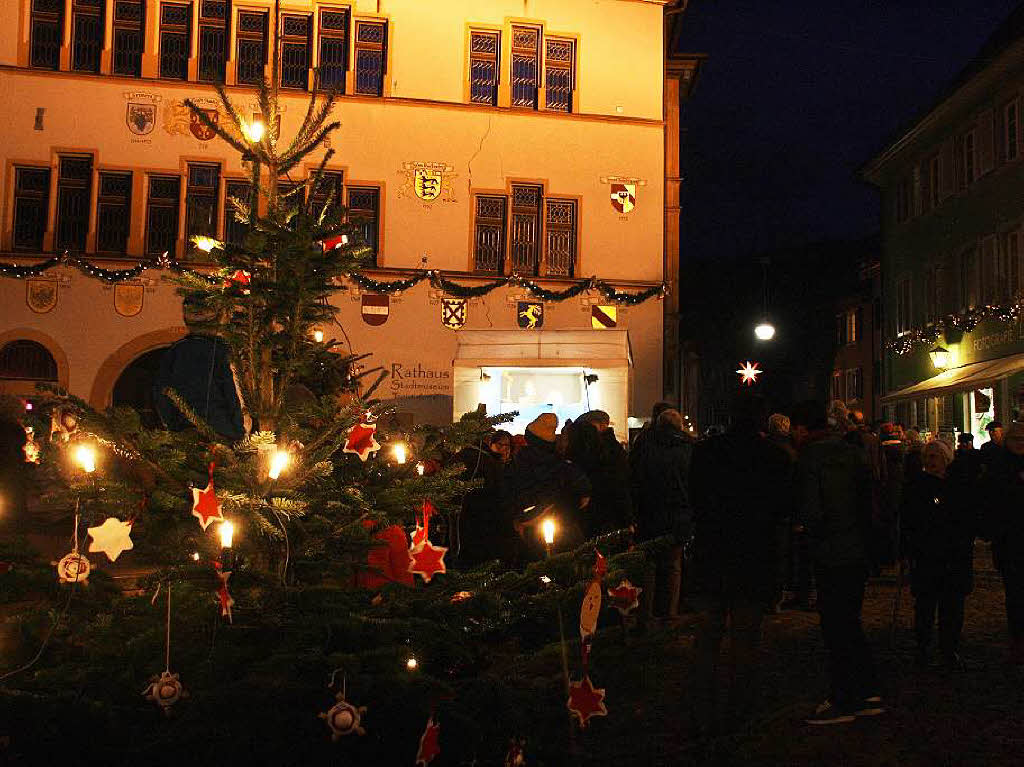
[830,256,882,422]
[0,0,702,434]
[862,4,1024,442]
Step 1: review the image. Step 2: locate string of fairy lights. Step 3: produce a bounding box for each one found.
[887,298,1024,355]
[0,251,668,305]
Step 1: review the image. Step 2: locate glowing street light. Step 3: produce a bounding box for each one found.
[74,444,97,474]
[244,118,265,143]
[929,346,951,370]
[754,322,776,341]
[219,521,234,549]
[268,449,291,480]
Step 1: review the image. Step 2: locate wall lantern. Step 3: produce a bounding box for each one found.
[929,346,950,370]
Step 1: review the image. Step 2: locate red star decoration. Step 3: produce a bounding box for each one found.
[408,540,447,583]
[412,500,436,547]
[567,676,608,728]
[191,480,224,530]
[343,422,381,462]
[416,716,441,766]
[607,579,643,616]
[214,563,234,623]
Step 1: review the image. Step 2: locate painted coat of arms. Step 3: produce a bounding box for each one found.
[164,99,219,140]
[114,284,145,317]
[399,162,457,203]
[517,302,544,329]
[442,298,467,329]
[601,176,647,215]
[26,280,57,313]
[124,92,161,135]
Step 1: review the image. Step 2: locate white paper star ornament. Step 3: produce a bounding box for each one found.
[87,517,135,562]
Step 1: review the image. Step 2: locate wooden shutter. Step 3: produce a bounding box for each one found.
[940,139,955,199]
[977,108,995,176]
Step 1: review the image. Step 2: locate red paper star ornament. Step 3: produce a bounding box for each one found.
[408,540,448,583]
[568,675,608,728]
[191,481,224,530]
[607,579,643,616]
[416,716,441,766]
[343,422,381,462]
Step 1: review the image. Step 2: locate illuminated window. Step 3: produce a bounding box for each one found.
[510,26,540,108]
[0,341,58,381]
[30,0,62,70]
[198,0,228,83]
[236,10,267,85]
[353,20,386,96]
[280,13,312,90]
[473,196,507,273]
[96,172,132,254]
[112,0,145,76]
[469,31,499,105]
[13,167,51,252]
[317,9,349,91]
[71,0,104,73]
[55,156,93,253]
[146,175,180,255]
[186,164,220,254]
[159,2,191,80]
[347,186,380,264]
[544,38,575,112]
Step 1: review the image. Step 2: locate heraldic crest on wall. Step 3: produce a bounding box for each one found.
[398,162,458,203]
[114,284,145,317]
[124,92,161,136]
[442,298,467,329]
[517,302,544,329]
[164,98,219,140]
[26,279,57,314]
[601,175,647,215]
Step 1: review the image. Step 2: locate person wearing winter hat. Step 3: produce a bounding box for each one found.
[506,413,591,560]
[902,437,976,672]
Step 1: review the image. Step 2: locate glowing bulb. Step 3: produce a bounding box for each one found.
[540,575,552,584]
[312,327,324,343]
[245,119,265,143]
[24,401,33,411]
[405,657,418,670]
[268,449,290,480]
[219,521,234,548]
[416,462,425,476]
[392,443,407,465]
[192,235,220,253]
[754,322,776,341]
[74,444,96,474]
[191,551,200,562]
[542,518,556,546]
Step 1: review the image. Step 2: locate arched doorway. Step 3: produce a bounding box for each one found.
[0,339,59,397]
[112,348,169,427]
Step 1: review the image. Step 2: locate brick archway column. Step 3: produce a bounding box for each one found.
[88,326,188,410]
[0,327,71,389]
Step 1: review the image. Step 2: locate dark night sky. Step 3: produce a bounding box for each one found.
[676,0,1022,263]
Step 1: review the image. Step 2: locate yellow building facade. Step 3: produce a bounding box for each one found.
[0,0,700,433]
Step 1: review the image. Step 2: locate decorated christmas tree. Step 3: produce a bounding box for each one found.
[0,44,657,766]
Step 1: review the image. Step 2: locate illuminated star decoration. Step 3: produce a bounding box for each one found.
[416,716,441,766]
[87,517,134,562]
[567,675,608,728]
[736,361,762,386]
[223,269,251,294]
[214,561,234,623]
[343,421,381,462]
[607,580,643,616]
[191,480,224,531]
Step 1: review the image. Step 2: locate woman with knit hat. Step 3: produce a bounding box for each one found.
[901,438,977,671]
[985,421,1024,664]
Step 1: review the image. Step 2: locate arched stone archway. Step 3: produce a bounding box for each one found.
[0,327,70,390]
[89,327,188,410]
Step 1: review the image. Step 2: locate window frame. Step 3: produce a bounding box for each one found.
[95,170,133,255]
[235,9,268,85]
[510,25,540,109]
[543,37,575,113]
[71,0,105,74]
[961,128,976,188]
[316,7,349,92]
[145,174,182,256]
[468,29,500,106]
[185,163,222,253]
[55,155,94,253]
[472,194,508,274]
[352,19,387,97]
[12,166,52,252]
[112,0,145,76]
[346,185,380,265]
[543,197,577,276]
[1005,98,1020,163]
[279,12,312,90]
[223,178,251,248]
[29,0,63,70]
[0,340,58,382]
[159,1,192,80]
[197,0,229,83]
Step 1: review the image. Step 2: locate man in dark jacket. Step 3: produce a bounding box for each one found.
[794,401,883,725]
[507,413,591,559]
[632,408,693,623]
[688,393,790,734]
[568,410,634,537]
[985,421,1024,664]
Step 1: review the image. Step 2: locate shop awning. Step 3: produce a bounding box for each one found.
[882,352,1024,402]
[454,329,632,368]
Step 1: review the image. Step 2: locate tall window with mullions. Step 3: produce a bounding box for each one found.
[30,0,63,70]
[309,172,344,225]
[544,199,576,276]
[473,196,506,273]
[317,9,348,91]
[71,0,104,73]
[159,3,191,80]
[224,181,250,247]
[469,31,499,105]
[510,26,540,108]
[353,20,386,96]
[112,0,145,76]
[96,172,132,255]
[186,164,221,253]
[13,167,51,252]
[280,14,312,90]
[146,176,181,256]
[198,0,229,83]
[56,156,94,253]
[544,38,575,113]
[347,187,380,264]
[236,10,268,85]
[510,184,541,275]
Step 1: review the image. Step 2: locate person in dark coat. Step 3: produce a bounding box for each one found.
[794,400,883,725]
[567,410,633,538]
[985,421,1024,664]
[902,439,975,670]
[631,408,693,623]
[507,413,591,558]
[687,393,791,734]
[454,431,515,567]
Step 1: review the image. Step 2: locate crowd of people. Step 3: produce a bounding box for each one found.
[445,396,1024,734]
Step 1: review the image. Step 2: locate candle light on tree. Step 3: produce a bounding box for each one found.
[74,444,97,474]
[392,443,407,465]
[219,521,234,549]
[542,518,556,546]
[268,449,290,480]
